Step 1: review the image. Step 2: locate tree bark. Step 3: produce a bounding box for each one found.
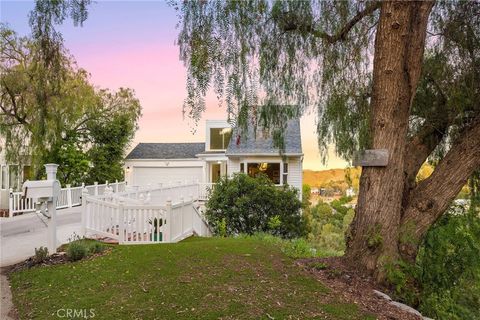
[399,117,480,261]
[345,1,434,282]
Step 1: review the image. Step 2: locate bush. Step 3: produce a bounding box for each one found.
[34,247,49,263]
[304,199,354,255]
[66,241,88,261]
[205,173,306,238]
[87,242,105,255]
[66,240,106,261]
[415,206,480,320]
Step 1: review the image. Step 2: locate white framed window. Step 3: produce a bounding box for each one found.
[246,162,281,185]
[1,165,7,190]
[283,162,288,185]
[209,127,232,150]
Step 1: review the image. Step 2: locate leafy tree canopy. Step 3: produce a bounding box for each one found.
[0,26,141,185]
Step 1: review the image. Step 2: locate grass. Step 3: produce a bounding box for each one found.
[10,237,375,319]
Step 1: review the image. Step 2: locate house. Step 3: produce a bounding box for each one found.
[124,119,303,198]
[346,187,356,197]
[0,147,32,211]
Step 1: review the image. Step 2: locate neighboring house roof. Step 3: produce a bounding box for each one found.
[125,143,205,160]
[226,118,302,156]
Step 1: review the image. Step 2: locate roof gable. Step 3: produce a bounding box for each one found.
[226,118,302,156]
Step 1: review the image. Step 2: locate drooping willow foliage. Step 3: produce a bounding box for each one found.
[173,0,378,160]
[174,1,479,165]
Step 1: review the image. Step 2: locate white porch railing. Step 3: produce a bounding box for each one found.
[82,182,212,244]
[198,182,216,201]
[7,180,126,217]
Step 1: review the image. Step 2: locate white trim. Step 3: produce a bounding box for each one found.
[125,158,199,162]
[196,154,228,161]
[226,153,303,157]
[132,165,203,169]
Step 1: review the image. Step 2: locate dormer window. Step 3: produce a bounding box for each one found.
[209,127,232,150]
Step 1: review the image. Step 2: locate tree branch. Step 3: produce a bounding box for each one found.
[0,81,29,126]
[277,1,381,43]
[401,116,480,253]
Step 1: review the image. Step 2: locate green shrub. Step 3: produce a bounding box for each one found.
[34,246,49,263]
[205,173,306,239]
[66,241,88,261]
[66,240,106,261]
[87,242,105,255]
[416,206,480,320]
[304,199,354,255]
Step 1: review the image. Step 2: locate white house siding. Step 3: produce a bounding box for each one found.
[227,158,241,176]
[124,159,204,187]
[287,157,303,198]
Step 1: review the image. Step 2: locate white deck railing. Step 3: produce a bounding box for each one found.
[198,182,216,201]
[7,181,126,217]
[82,182,212,244]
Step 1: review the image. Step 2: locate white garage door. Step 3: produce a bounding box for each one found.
[132,167,203,187]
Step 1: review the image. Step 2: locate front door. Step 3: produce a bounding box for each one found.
[211,163,221,183]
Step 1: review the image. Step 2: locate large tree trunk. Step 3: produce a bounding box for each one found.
[345,1,434,282]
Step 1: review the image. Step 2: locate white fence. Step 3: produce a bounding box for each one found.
[82,182,212,244]
[7,181,126,217]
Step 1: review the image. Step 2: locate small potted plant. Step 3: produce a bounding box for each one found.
[148,217,163,242]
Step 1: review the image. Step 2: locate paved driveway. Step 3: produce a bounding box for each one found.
[0,207,82,267]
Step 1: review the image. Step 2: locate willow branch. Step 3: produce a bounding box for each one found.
[278,1,381,43]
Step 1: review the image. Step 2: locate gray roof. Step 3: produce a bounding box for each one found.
[126,143,205,160]
[226,119,302,156]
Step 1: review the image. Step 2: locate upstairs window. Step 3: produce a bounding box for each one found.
[1,165,6,189]
[210,128,232,150]
[247,163,280,184]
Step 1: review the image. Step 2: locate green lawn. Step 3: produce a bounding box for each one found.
[10,237,375,320]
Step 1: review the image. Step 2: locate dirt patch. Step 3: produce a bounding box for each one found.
[4,252,69,274]
[297,257,422,320]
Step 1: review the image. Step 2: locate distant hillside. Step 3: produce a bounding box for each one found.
[303,168,361,189]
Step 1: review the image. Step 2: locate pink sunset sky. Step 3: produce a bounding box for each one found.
[1,1,348,170]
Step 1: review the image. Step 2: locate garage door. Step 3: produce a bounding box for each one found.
[132,167,203,187]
